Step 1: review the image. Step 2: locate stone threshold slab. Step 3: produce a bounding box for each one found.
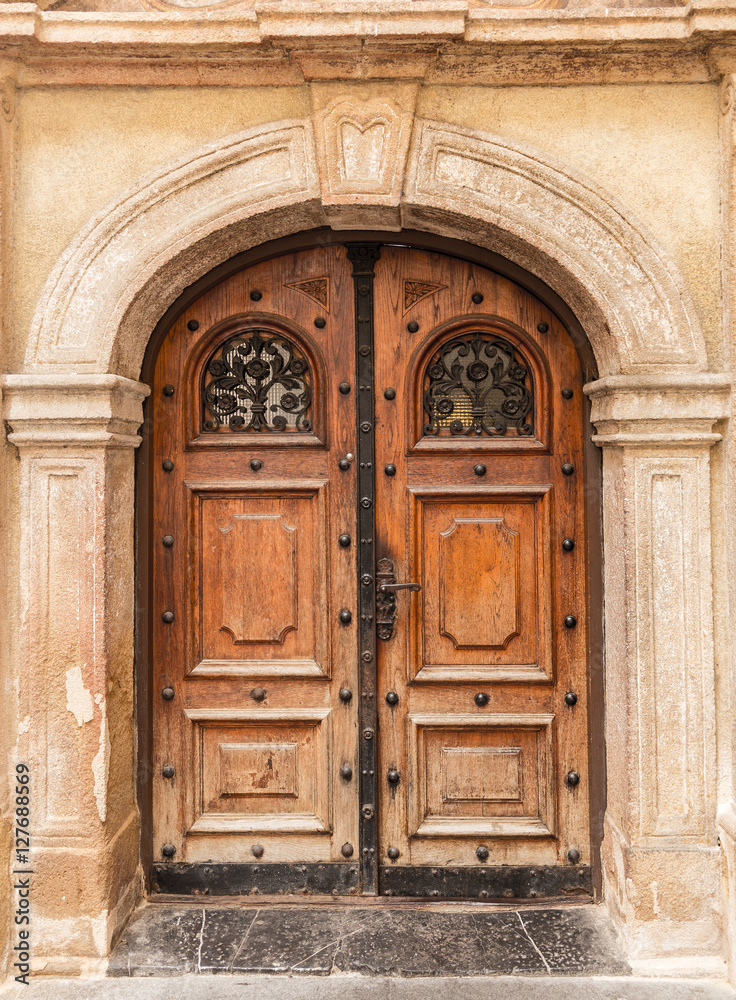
[106,902,630,978]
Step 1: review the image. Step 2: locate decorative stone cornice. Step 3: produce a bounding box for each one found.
[1,374,150,448]
[584,373,732,447]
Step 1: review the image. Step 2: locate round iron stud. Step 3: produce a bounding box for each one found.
[385,464,397,477]
[474,464,487,477]
[471,292,484,304]
[162,765,175,779]
[249,290,262,301]
[363,728,374,741]
[561,388,574,400]
[161,844,176,858]
[340,765,353,781]
[342,843,354,858]
[339,382,351,395]
[537,322,549,334]
[407,321,419,333]
[162,535,174,548]
[250,687,267,703]
[360,421,372,433]
[387,847,400,860]
[361,574,372,586]
[566,771,581,787]
[476,846,489,861]
[387,769,400,785]
[564,691,578,707]
[362,651,372,662]
[567,848,581,864]
[162,459,174,472]
[339,688,353,703]
[251,844,264,858]
[187,320,199,332]
[162,611,175,624]
[564,615,578,629]
[250,459,263,472]
[361,497,372,509]
[384,388,396,400]
[314,317,326,329]
[339,534,351,548]
[562,463,575,476]
[562,538,575,551]
[338,459,350,471]
[386,691,399,707]
[339,609,352,625]
[163,385,175,397]
[474,692,489,707]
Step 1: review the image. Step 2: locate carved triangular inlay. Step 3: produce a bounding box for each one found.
[404,279,447,314]
[285,277,330,313]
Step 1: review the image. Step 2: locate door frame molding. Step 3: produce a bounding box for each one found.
[136,230,606,898]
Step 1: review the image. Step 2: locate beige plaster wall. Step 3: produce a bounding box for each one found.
[11,82,722,374]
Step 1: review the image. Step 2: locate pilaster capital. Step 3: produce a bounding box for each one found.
[583,373,731,448]
[1,374,150,449]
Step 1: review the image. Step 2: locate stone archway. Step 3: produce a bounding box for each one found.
[2,104,730,974]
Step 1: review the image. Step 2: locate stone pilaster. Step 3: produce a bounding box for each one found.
[2,374,149,975]
[586,373,730,971]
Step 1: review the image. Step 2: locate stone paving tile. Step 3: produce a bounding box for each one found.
[108,903,631,978]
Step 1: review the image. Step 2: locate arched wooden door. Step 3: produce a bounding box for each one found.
[148,242,592,899]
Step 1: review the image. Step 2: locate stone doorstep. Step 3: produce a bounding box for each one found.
[1,976,735,1000]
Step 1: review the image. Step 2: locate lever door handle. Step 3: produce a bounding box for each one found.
[379,582,421,593]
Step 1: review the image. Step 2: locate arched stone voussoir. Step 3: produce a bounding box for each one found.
[26,112,707,379]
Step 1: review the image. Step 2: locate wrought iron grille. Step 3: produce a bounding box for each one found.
[202,330,312,433]
[422,333,533,437]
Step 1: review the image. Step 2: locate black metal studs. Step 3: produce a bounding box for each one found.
[161,844,176,858]
[385,464,396,477]
[251,844,264,858]
[339,609,353,625]
[384,388,396,400]
[407,321,419,333]
[562,538,575,551]
[360,421,372,433]
[250,459,263,472]
[162,765,175,778]
[250,290,262,301]
[562,463,575,476]
[187,320,199,332]
[476,846,489,861]
[340,765,353,782]
[342,843,354,858]
[314,317,326,329]
[162,459,174,472]
[250,687,267,702]
[474,464,487,477]
[564,615,578,629]
[386,691,399,706]
[567,848,581,864]
[339,688,353,703]
[561,388,573,400]
[162,535,174,548]
[474,692,489,707]
[564,691,578,707]
[387,847,400,860]
[339,534,352,549]
[163,385,175,397]
[339,382,351,395]
[162,611,175,624]
[162,687,175,700]
[471,292,484,304]
[537,322,549,334]
[338,459,350,471]
[387,769,400,785]
[566,771,581,787]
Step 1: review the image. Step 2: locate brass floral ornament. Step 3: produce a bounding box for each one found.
[203,330,312,432]
[423,333,533,437]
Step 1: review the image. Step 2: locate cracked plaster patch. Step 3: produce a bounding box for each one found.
[65,666,94,726]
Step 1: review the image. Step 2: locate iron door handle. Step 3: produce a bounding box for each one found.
[376,559,421,640]
[379,582,421,593]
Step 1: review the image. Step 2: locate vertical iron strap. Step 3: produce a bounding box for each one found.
[346,243,381,895]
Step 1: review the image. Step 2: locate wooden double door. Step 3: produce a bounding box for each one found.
[149,242,592,899]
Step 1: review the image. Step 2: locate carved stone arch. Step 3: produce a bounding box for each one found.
[25,111,707,381]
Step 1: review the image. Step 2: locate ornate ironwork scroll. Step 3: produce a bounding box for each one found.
[202,330,312,433]
[375,559,398,641]
[423,333,533,438]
